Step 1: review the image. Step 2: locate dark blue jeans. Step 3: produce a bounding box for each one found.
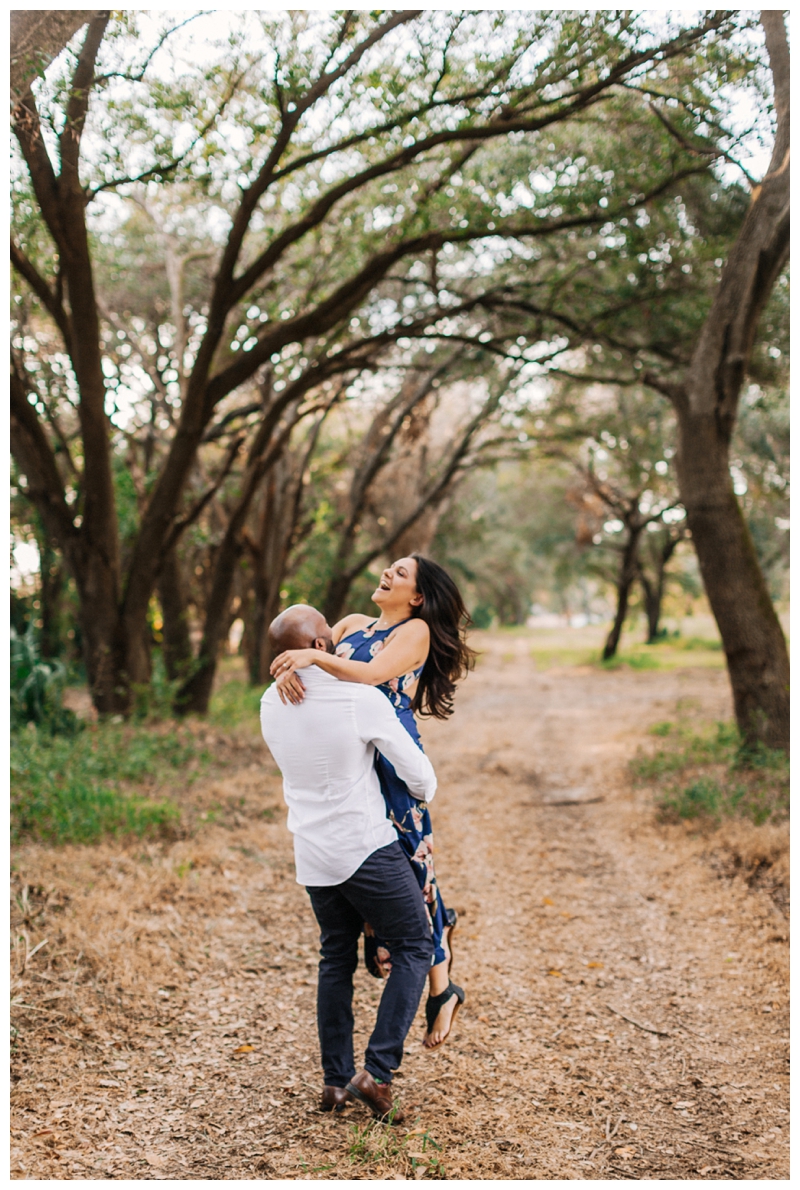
[306,841,433,1086]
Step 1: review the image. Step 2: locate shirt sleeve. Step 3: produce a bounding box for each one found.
[354,690,437,803]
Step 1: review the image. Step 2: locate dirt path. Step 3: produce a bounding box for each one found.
[11,635,789,1179]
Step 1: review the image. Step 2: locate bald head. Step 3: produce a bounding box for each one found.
[268,604,334,654]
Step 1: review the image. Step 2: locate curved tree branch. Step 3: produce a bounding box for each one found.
[11,238,74,353]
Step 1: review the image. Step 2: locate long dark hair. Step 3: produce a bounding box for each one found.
[409,553,476,720]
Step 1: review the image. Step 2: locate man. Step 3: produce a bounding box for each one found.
[260,604,436,1123]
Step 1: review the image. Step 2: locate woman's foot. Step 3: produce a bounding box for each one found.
[423,981,465,1050]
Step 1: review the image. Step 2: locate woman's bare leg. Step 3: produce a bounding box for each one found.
[423,925,460,1047]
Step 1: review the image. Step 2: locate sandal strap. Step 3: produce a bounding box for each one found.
[424,982,465,1031]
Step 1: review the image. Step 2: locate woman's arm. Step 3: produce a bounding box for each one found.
[271,619,429,687]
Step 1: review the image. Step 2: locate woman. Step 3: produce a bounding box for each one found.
[270,553,474,1049]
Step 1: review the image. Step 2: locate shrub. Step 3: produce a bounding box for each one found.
[10,624,79,735]
[10,723,204,845]
[631,718,788,827]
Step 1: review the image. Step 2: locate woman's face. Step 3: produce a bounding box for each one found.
[372,557,421,611]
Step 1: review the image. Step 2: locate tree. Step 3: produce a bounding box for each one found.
[10,9,101,103]
[173,376,343,713]
[432,455,587,627]
[9,10,746,714]
[658,11,790,749]
[572,467,681,660]
[472,13,789,746]
[637,522,690,643]
[528,375,689,656]
[241,414,328,686]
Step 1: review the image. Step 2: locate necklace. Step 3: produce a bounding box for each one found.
[374,613,408,631]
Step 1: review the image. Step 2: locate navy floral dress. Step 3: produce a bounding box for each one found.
[336,618,449,968]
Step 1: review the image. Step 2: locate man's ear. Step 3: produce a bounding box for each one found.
[312,637,329,651]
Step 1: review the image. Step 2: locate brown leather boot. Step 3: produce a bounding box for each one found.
[320,1086,352,1112]
[345,1069,403,1123]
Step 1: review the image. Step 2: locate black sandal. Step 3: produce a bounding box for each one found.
[423,981,465,1051]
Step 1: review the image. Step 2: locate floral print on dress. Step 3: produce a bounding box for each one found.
[337,617,447,968]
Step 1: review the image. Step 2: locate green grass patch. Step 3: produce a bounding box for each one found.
[624,652,660,670]
[207,676,264,730]
[630,718,788,827]
[599,643,725,672]
[10,722,208,845]
[599,651,660,671]
[347,1118,446,1178]
[529,647,598,669]
[674,635,723,651]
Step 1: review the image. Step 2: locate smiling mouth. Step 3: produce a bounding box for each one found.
[378,581,391,591]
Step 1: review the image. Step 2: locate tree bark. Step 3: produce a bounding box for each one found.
[10,10,102,102]
[640,569,664,644]
[38,540,65,660]
[174,531,243,715]
[246,461,303,686]
[674,405,789,749]
[173,400,310,713]
[157,546,193,681]
[602,528,643,659]
[639,530,682,643]
[12,13,131,713]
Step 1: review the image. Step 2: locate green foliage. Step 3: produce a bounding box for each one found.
[207,674,265,729]
[130,650,188,722]
[10,624,78,735]
[435,457,586,625]
[633,720,738,779]
[678,635,723,651]
[9,722,204,845]
[279,496,341,610]
[622,652,660,670]
[631,717,788,826]
[471,603,495,629]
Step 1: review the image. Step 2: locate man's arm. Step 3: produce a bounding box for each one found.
[354,690,437,803]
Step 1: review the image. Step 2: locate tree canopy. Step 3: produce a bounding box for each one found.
[11,10,789,745]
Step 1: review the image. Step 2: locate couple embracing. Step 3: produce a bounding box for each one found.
[260,554,473,1122]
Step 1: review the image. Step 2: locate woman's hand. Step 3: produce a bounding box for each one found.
[275,670,306,706]
[270,648,317,679]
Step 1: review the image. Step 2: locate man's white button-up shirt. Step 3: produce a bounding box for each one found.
[260,667,437,887]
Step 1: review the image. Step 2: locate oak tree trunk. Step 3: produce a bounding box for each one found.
[639,533,681,643]
[174,533,242,715]
[247,471,296,686]
[664,12,790,749]
[602,528,643,660]
[639,571,661,644]
[675,407,789,749]
[157,546,194,682]
[10,10,102,101]
[38,540,65,660]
